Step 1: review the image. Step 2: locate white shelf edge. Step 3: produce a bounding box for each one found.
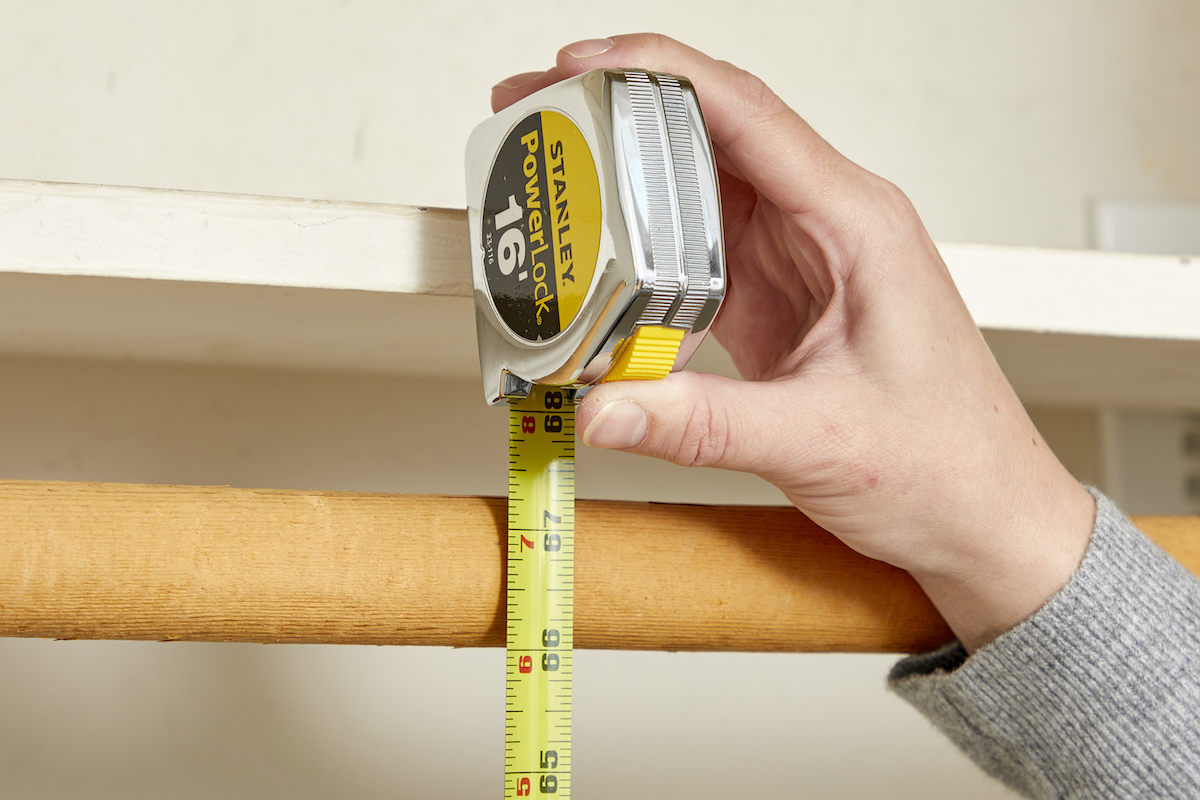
[2,179,1199,408]
[4,179,1198,343]
[940,242,1199,341]
[0,178,472,297]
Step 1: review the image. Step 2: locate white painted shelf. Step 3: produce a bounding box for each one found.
[3,179,1198,407]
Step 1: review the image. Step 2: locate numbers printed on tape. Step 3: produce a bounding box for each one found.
[506,385,574,798]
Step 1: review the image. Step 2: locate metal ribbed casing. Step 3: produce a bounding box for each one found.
[622,70,682,327]
[656,73,714,331]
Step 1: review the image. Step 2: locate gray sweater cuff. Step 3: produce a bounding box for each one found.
[888,491,1200,798]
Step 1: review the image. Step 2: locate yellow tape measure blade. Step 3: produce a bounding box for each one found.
[506,385,574,798]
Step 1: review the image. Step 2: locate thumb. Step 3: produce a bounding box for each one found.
[576,371,795,476]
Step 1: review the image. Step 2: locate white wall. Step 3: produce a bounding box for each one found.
[5,1,1197,246]
[2,2,1199,798]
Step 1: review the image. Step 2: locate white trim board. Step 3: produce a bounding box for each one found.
[1,178,472,297]
[2,179,1198,407]
[5,178,1198,341]
[941,242,1199,341]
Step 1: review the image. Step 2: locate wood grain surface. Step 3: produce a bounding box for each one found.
[2,480,1196,653]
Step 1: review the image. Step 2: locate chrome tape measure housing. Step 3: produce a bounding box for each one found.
[466,69,725,404]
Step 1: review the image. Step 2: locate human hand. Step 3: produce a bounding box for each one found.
[492,34,1095,652]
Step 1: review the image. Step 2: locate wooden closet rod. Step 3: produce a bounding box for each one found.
[3,480,1197,653]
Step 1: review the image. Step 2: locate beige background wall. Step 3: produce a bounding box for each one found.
[2,2,1199,797]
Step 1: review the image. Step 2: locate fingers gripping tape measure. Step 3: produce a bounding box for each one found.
[466,69,726,797]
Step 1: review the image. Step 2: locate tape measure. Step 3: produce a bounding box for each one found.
[466,68,725,797]
[505,385,575,798]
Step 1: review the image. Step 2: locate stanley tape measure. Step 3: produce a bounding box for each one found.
[466,68,726,797]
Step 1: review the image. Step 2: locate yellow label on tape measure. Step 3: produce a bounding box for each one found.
[482,110,602,344]
[506,384,574,798]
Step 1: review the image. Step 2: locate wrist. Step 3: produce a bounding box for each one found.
[910,467,1096,654]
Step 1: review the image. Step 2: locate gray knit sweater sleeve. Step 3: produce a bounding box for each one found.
[888,492,1200,798]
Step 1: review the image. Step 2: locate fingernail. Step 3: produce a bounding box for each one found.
[561,38,614,59]
[583,402,647,450]
[493,70,544,90]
